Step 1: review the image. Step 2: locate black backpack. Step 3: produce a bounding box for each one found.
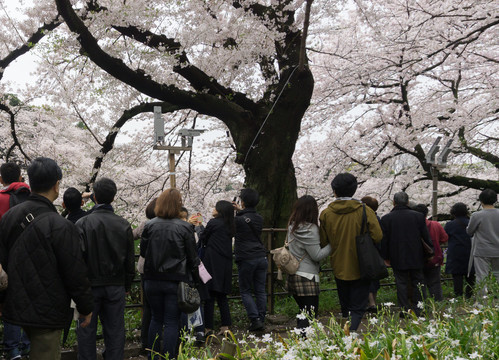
[7,187,31,208]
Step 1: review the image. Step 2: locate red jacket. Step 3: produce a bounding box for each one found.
[426,219,448,267]
[0,182,30,220]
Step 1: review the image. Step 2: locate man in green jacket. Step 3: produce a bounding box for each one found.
[320,173,383,330]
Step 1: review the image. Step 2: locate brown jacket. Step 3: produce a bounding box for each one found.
[320,199,383,280]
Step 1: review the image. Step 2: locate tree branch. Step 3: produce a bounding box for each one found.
[0,17,62,81]
[299,0,313,71]
[55,0,249,125]
[0,103,31,162]
[458,126,499,169]
[85,101,180,188]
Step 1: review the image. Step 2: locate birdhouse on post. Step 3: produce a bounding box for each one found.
[152,110,205,188]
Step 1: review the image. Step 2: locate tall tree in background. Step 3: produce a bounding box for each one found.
[53,0,320,226]
[1,1,497,222]
[307,0,498,205]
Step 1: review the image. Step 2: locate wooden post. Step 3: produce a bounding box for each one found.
[432,166,438,220]
[169,152,176,188]
[266,230,274,315]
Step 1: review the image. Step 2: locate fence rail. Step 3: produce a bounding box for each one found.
[128,228,451,315]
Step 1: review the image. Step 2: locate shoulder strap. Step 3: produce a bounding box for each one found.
[360,204,368,234]
[242,215,262,243]
[9,206,54,247]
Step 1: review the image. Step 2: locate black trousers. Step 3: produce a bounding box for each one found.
[203,290,232,329]
[423,266,443,301]
[335,277,370,331]
[292,295,319,329]
[140,277,152,349]
[393,268,426,316]
[453,274,475,298]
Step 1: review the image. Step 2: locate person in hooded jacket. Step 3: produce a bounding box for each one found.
[320,173,383,331]
[0,162,31,359]
[0,162,30,220]
[287,195,332,331]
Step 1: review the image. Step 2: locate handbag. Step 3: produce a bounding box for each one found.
[421,236,434,261]
[177,281,201,313]
[356,205,388,280]
[270,235,305,280]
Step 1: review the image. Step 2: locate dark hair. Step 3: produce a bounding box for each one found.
[27,157,62,193]
[450,202,468,218]
[215,200,235,236]
[361,196,379,212]
[331,173,357,197]
[93,178,117,205]
[479,189,497,206]
[155,188,182,219]
[393,192,409,206]
[145,198,158,220]
[240,188,259,208]
[288,195,319,233]
[412,203,429,217]
[0,162,21,184]
[63,187,82,212]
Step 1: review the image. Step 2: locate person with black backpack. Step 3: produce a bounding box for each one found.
[0,163,30,220]
[0,162,31,360]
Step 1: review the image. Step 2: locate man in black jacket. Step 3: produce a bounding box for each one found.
[0,157,93,360]
[233,188,267,331]
[76,177,135,360]
[380,192,433,317]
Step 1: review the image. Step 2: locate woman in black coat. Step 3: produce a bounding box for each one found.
[199,200,234,335]
[444,202,475,298]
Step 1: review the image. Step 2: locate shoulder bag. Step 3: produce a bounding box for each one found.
[356,205,388,280]
[270,235,306,280]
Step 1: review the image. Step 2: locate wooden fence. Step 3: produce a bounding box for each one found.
[129,228,452,315]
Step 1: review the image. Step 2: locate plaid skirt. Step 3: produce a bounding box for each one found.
[287,274,320,297]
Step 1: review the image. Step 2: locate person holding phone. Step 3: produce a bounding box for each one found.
[233,189,267,331]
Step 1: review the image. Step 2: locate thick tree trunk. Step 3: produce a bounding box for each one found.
[55,0,316,227]
[233,69,314,228]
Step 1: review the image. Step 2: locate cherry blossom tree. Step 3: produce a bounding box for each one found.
[47,0,328,227]
[304,0,498,213]
[1,0,497,225]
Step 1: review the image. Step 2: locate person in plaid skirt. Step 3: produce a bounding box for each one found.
[287,195,332,331]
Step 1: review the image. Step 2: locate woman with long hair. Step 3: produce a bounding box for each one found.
[140,189,200,359]
[199,200,235,336]
[287,195,332,330]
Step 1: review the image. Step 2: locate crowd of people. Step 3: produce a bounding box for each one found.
[0,159,497,360]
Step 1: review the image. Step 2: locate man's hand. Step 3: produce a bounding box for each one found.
[232,202,242,211]
[79,312,93,328]
[384,259,391,267]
